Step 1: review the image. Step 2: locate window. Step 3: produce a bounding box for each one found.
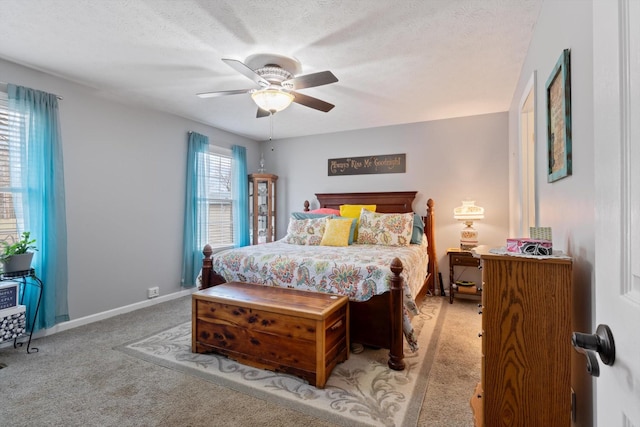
[0,90,21,245]
[205,146,234,248]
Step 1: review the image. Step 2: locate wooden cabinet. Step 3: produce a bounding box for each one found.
[249,173,277,245]
[472,253,572,426]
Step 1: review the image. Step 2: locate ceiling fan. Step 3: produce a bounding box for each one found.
[197,53,338,118]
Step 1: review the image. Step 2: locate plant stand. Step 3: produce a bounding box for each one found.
[0,268,43,353]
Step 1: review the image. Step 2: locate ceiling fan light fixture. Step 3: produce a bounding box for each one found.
[251,89,294,113]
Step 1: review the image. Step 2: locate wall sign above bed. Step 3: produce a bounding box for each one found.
[328,153,406,176]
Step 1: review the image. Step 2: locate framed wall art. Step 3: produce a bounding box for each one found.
[546,49,572,182]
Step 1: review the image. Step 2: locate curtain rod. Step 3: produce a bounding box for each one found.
[0,82,63,100]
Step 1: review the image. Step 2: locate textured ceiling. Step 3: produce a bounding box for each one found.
[0,0,542,141]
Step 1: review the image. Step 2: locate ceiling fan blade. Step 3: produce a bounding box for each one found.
[291,91,335,112]
[285,71,338,90]
[197,89,252,98]
[222,58,269,87]
[256,108,270,118]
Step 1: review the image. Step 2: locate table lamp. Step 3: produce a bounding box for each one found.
[453,200,485,249]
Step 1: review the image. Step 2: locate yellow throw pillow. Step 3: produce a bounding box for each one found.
[339,204,376,240]
[320,218,352,247]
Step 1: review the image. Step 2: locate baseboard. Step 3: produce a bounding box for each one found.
[1,287,196,347]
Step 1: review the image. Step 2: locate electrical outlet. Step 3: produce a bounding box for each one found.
[147,286,160,299]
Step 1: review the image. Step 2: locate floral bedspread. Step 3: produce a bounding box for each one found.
[199,239,429,351]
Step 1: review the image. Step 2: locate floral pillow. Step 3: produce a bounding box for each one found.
[283,217,327,245]
[356,209,414,246]
[339,204,376,240]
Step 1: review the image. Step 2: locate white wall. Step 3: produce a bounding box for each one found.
[262,112,511,279]
[507,1,594,426]
[0,58,260,319]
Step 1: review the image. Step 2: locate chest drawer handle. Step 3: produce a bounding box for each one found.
[329,319,343,331]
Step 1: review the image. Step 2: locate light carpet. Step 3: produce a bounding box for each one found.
[117,296,446,427]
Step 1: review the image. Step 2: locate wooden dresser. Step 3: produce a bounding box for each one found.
[471,253,572,426]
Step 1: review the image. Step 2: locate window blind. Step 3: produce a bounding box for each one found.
[206,148,234,248]
[0,90,21,244]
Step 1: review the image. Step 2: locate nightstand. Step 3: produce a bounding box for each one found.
[447,248,481,304]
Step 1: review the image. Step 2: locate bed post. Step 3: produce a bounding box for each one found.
[425,198,437,295]
[303,200,310,212]
[200,245,228,289]
[388,257,405,371]
[201,244,213,289]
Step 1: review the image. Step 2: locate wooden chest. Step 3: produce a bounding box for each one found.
[192,282,349,388]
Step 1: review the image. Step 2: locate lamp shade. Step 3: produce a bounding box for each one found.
[453,200,485,221]
[251,89,294,113]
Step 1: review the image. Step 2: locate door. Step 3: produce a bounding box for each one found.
[515,72,537,238]
[593,1,640,425]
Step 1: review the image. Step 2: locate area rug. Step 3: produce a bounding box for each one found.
[116,296,445,427]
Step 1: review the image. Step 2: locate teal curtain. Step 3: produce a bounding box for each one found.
[181,132,209,287]
[8,84,69,331]
[232,145,249,247]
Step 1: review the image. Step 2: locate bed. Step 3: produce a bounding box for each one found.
[199,191,437,370]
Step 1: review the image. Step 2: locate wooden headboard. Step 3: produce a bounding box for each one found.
[312,191,417,213]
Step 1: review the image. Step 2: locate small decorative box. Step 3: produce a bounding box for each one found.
[0,304,26,342]
[507,238,553,255]
[529,227,552,241]
[0,282,19,310]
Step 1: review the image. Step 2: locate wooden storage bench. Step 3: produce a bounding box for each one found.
[192,282,349,388]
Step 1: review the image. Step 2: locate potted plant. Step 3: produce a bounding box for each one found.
[1,231,38,274]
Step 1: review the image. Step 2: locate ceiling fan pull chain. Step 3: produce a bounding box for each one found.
[269,112,273,141]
